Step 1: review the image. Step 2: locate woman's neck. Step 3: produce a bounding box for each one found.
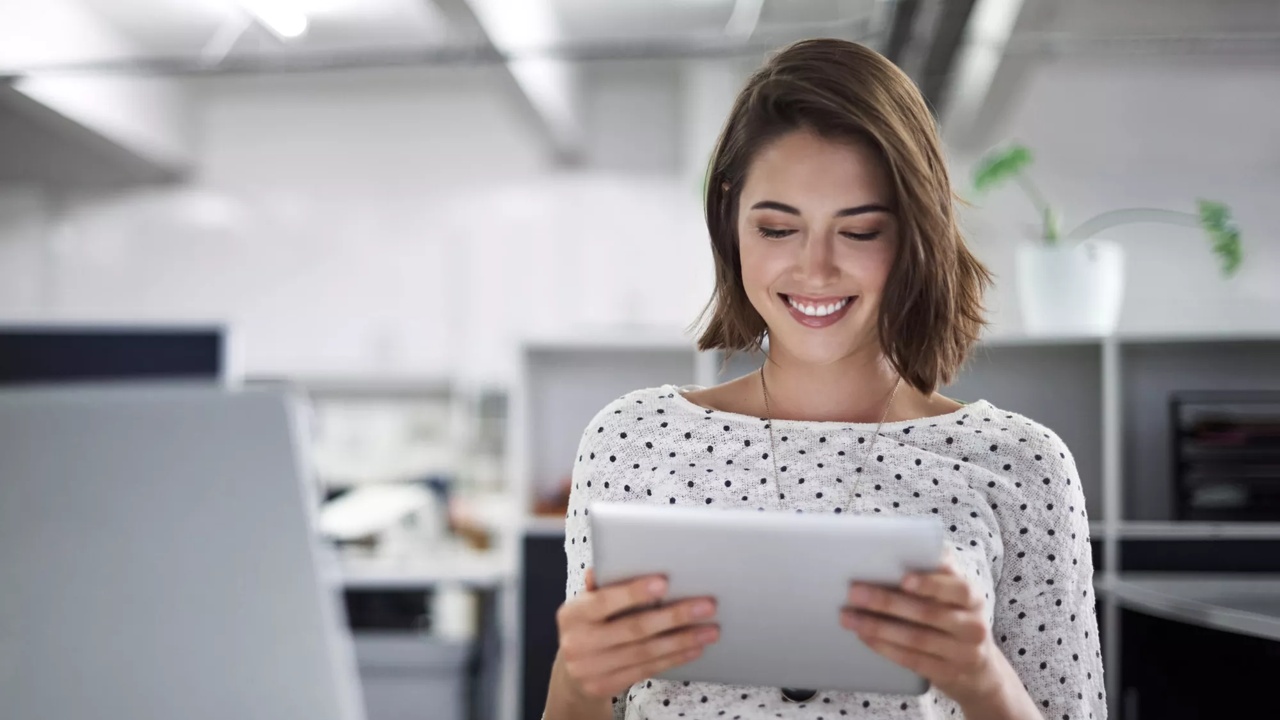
[760,348,912,424]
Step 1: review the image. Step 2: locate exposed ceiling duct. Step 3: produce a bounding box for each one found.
[879,0,982,117]
[430,0,586,166]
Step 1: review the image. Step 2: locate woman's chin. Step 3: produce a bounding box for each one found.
[770,335,871,367]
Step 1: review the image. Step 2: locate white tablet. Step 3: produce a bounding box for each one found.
[589,502,945,696]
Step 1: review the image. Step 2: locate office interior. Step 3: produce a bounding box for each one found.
[1,1,1278,719]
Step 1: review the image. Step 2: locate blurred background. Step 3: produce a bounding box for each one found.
[1,1,1278,719]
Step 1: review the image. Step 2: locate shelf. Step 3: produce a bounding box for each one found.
[522,328,699,353]
[249,375,455,398]
[1108,331,1280,345]
[522,515,568,537]
[978,331,1280,348]
[977,333,1107,348]
[1095,573,1280,643]
[339,548,513,589]
[1122,340,1280,521]
[1180,446,1280,462]
[1108,521,1280,540]
[510,331,1280,359]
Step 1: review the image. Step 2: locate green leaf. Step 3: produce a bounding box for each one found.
[973,144,1033,193]
[1198,199,1243,276]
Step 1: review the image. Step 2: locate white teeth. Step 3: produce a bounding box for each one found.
[787,296,850,317]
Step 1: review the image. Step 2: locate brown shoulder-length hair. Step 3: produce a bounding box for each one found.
[693,38,991,395]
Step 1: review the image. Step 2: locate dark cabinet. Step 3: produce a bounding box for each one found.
[1119,609,1280,718]
[522,532,568,720]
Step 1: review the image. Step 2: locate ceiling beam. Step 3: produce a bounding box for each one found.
[881,0,922,64]
[429,0,584,166]
[917,0,979,113]
[938,0,1057,152]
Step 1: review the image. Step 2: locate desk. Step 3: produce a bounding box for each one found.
[1096,573,1280,643]
[341,549,514,590]
[339,548,512,720]
[1095,572,1280,719]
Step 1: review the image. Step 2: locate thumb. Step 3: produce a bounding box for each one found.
[584,567,598,592]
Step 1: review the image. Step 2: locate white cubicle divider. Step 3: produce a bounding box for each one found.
[0,383,365,720]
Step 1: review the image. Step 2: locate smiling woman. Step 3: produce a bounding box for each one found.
[697,42,989,406]
[545,37,1106,720]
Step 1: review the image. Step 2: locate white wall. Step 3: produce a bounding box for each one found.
[0,50,1277,385]
[0,63,712,385]
[0,188,49,312]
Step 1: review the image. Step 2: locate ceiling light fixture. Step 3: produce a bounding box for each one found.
[237,0,309,40]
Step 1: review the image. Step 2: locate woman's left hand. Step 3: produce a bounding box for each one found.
[841,552,1006,707]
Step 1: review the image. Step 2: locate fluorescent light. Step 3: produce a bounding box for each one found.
[237,0,309,40]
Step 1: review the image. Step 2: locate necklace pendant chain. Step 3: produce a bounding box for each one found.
[759,366,901,511]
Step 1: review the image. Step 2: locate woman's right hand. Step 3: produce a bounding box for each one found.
[554,568,720,700]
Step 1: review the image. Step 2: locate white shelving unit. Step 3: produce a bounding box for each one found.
[247,374,516,720]
[1105,521,1280,540]
[246,374,510,496]
[507,329,1280,720]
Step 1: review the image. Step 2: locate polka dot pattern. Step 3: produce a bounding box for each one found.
[561,385,1106,719]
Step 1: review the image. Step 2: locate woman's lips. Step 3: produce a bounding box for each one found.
[781,294,855,328]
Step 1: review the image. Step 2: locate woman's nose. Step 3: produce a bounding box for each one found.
[798,233,839,283]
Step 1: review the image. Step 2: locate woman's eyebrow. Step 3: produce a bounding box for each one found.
[749,200,894,217]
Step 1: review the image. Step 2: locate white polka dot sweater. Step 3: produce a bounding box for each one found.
[562,384,1107,720]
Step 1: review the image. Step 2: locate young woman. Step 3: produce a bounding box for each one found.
[544,38,1105,720]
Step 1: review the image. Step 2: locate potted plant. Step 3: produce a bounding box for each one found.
[971,143,1243,335]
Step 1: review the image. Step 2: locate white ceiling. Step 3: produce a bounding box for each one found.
[31,0,1280,70]
[549,0,874,41]
[1049,0,1280,36]
[76,0,453,56]
[75,0,879,60]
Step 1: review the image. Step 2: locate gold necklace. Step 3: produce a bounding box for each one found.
[758,365,901,512]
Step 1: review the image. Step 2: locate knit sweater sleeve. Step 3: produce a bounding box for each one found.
[564,396,633,720]
[990,426,1107,720]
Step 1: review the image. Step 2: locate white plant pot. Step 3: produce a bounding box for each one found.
[1016,239,1125,335]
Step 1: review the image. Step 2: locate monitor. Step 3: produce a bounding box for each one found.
[0,324,225,386]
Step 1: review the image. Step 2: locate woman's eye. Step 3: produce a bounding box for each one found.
[757,227,795,239]
[842,231,881,241]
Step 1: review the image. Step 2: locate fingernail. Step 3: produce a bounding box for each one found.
[649,578,667,597]
[697,626,719,643]
[850,585,871,604]
[902,575,919,591]
[692,600,715,618]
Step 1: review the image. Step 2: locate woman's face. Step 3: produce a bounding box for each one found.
[737,129,899,367]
